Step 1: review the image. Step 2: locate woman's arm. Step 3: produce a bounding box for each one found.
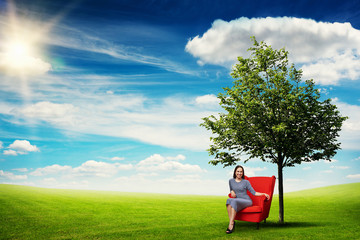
[229,179,236,197]
[255,192,270,200]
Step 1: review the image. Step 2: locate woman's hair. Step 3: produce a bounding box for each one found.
[233,165,245,179]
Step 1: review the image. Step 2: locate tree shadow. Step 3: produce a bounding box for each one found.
[260,221,322,228]
[245,221,323,229]
[211,220,323,231]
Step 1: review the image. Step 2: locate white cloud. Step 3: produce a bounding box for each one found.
[136,154,205,173]
[166,154,186,161]
[73,160,122,178]
[323,159,338,164]
[4,140,40,156]
[110,157,125,161]
[328,159,338,163]
[30,161,133,178]
[16,101,78,127]
[195,94,219,105]
[0,53,52,77]
[0,141,3,149]
[116,163,134,171]
[30,164,72,176]
[0,170,27,180]
[3,149,18,156]
[243,166,267,177]
[333,99,360,150]
[16,154,216,194]
[301,50,360,85]
[8,95,214,151]
[137,154,186,165]
[186,17,360,85]
[138,161,204,173]
[9,140,39,154]
[137,154,166,166]
[318,88,331,95]
[12,168,28,172]
[346,174,360,179]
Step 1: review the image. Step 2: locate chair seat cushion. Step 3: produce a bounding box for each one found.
[239,205,263,213]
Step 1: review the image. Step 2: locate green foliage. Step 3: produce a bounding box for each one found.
[201,37,347,168]
[1,183,359,239]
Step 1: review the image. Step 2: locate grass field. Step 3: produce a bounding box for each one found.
[1,183,359,240]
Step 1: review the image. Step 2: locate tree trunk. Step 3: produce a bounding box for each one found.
[278,163,284,223]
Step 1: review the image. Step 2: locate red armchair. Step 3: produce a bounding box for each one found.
[228,175,276,229]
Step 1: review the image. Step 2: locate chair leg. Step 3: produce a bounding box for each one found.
[264,219,266,223]
[256,222,260,230]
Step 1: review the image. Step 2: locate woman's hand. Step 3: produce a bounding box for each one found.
[255,192,270,199]
[264,193,270,200]
[230,190,236,198]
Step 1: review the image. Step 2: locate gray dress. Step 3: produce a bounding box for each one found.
[226,178,256,212]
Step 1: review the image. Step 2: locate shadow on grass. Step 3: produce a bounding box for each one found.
[245,221,323,230]
[264,221,320,228]
[208,220,322,232]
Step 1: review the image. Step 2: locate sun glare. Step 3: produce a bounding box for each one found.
[6,41,31,58]
[0,2,54,77]
[0,35,51,75]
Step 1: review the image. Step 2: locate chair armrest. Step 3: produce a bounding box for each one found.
[253,195,267,208]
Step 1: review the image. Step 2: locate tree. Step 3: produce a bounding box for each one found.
[201,37,347,223]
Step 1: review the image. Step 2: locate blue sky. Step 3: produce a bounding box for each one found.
[0,0,359,195]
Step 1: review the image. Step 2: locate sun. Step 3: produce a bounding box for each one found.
[5,41,31,58]
[2,40,34,67]
[0,2,53,77]
[0,34,51,76]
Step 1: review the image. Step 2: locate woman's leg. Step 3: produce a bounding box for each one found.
[226,204,236,232]
[228,206,236,230]
[226,204,232,220]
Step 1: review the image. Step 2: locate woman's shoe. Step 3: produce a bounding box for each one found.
[226,227,233,234]
[226,223,235,234]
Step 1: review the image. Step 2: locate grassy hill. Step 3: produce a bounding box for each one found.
[0,183,359,239]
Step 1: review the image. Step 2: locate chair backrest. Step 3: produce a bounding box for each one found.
[245,175,276,208]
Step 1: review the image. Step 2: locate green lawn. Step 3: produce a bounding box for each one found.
[0,183,359,240]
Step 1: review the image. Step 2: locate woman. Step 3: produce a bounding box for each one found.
[226,165,269,234]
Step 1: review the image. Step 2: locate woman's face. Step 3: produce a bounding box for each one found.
[235,167,243,179]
